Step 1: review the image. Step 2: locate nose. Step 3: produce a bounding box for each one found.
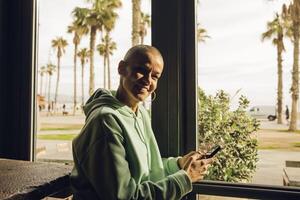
[142,72,151,85]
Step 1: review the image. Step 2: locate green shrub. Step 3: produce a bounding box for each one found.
[198,89,259,182]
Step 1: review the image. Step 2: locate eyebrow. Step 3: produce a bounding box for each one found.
[132,64,162,75]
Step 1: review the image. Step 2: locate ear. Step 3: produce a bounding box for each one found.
[118,60,127,76]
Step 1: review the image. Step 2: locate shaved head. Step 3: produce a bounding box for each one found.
[116,45,164,109]
[123,45,163,65]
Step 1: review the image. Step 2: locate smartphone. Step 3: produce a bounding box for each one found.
[201,145,222,159]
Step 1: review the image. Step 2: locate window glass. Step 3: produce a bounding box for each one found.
[36,0,151,161]
[197,0,300,187]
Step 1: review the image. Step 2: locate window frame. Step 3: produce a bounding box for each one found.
[0,0,36,161]
[1,0,299,199]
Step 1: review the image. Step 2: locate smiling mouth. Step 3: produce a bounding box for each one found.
[136,85,149,93]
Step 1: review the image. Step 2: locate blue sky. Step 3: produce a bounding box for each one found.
[38,0,295,108]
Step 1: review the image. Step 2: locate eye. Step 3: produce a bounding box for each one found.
[152,75,159,80]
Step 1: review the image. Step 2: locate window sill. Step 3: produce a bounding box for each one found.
[0,158,72,199]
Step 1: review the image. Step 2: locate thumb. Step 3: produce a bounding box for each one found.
[183,156,193,171]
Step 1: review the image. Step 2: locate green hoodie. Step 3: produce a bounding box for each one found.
[70,89,192,200]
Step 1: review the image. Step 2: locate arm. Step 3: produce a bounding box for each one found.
[80,114,192,200]
[162,157,182,176]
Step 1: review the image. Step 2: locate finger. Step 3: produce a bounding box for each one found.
[183,156,193,170]
[182,151,197,160]
[200,158,214,165]
[196,175,204,182]
[192,160,212,172]
[193,165,205,174]
[191,152,202,161]
[197,149,206,155]
[186,151,197,157]
[193,159,206,167]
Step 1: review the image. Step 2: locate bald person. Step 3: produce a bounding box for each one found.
[70,45,213,200]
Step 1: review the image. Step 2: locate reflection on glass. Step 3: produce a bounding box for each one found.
[197,0,300,187]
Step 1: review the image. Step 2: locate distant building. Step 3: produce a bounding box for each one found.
[37,95,46,110]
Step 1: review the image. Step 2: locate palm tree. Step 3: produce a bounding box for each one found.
[97,38,107,89]
[139,12,150,44]
[97,33,117,90]
[38,66,46,96]
[73,1,121,96]
[102,0,121,90]
[97,0,121,90]
[132,0,141,46]
[46,63,56,105]
[197,24,210,43]
[262,13,286,124]
[51,37,68,106]
[282,1,300,131]
[77,48,90,106]
[72,6,97,96]
[68,22,89,115]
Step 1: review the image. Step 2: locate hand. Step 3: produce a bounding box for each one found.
[178,151,200,169]
[178,151,214,183]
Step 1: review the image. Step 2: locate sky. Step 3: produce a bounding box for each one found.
[38,0,295,109]
[198,0,293,108]
[38,0,151,102]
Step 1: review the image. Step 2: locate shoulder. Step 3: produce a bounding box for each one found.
[73,107,125,158]
[87,106,122,124]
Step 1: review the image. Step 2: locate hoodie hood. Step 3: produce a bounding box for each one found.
[83,88,136,119]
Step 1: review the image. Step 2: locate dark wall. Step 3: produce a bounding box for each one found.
[0,0,35,160]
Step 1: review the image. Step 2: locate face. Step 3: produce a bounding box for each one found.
[119,50,164,103]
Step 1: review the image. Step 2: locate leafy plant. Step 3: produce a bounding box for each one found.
[198,89,260,182]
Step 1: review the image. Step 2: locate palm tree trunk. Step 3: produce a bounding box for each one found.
[277,38,283,124]
[81,60,85,106]
[89,26,96,96]
[73,43,78,115]
[44,74,48,98]
[107,51,111,90]
[141,35,144,45]
[48,74,51,105]
[54,56,61,106]
[132,0,141,46]
[39,74,43,95]
[289,21,299,131]
[104,55,107,89]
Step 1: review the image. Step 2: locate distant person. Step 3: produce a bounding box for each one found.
[47,104,51,116]
[285,105,290,124]
[70,45,214,199]
[62,104,68,116]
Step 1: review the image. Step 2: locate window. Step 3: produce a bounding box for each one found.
[197,0,300,191]
[35,0,152,161]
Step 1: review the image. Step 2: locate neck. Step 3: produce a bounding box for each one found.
[116,86,139,113]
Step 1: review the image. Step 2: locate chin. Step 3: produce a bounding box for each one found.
[135,93,148,102]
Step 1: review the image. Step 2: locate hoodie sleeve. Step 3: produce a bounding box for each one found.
[162,157,182,176]
[80,114,192,200]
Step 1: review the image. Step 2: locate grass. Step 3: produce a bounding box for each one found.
[41,127,81,131]
[258,145,281,150]
[37,134,78,140]
[40,123,83,131]
[293,142,300,148]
